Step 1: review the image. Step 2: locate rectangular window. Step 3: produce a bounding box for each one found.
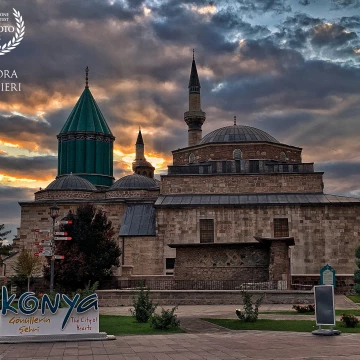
[249,160,260,173]
[274,218,289,237]
[200,219,214,243]
[165,258,175,275]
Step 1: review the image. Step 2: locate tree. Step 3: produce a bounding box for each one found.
[44,204,121,291]
[0,224,13,262]
[0,224,11,239]
[12,249,42,292]
[354,246,360,294]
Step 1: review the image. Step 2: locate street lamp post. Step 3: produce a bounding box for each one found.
[49,203,60,292]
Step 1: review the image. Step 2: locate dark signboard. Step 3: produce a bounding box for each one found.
[314,285,335,326]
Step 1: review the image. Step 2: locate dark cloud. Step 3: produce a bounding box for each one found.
[339,16,360,29]
[0,155,57,178]
[316,161,360,178]
[331,0,360,10]
[311,23,357,47]
[0,186,35,232]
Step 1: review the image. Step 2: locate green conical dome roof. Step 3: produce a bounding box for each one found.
[60,87,112,135]
[57,70,115,188]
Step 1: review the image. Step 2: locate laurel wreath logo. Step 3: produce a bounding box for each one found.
[0,8,25,56]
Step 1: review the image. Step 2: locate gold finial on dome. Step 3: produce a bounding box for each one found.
[85,66,89,88]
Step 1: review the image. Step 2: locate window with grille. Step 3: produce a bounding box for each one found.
[274,218,289,237]
[200,219,214,243]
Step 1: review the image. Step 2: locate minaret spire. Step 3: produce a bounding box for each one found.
[184,50,206,147]
[85,66,89,88]
[132,128,155,178]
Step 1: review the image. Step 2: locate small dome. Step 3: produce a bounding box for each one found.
[198,125,279,145]
[46,175,97,191]
[109,174,159,190]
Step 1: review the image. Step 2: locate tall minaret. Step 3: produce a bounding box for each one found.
[132,129,155,178]
[184,50,206,147]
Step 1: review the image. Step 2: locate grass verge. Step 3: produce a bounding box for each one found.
[203,318,360,333]
[99,315,184,335]
[347,295,360,304]
[260,310,360,316]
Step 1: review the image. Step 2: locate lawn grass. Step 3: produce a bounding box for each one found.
[347,295,360,304]
[99,315,184,335]
[203,318,360,333]
[260,309,360,316]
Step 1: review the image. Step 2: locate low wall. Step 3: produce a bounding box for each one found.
[96,290,313,306]
[292,275,354,294]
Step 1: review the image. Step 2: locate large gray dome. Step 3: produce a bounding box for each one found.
[198,125,279,145]
[46,174,97,191]
[109,174,159,190]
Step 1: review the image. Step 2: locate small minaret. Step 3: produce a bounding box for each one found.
[135,128,145,161]
[132,128,155,178]
[184,50,206,147]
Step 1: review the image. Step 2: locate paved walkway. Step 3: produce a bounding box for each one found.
[1,296,359,359]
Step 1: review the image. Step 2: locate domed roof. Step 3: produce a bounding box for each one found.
[46,174,97,191]
[109,174,159,190]
[198,125,279,145]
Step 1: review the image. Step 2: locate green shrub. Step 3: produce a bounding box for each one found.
[236,290,264,322]
[292,304,315,313]
[151,306,180,330]
[340,314,359,328]
[130,284,157,323]
[73,281,99,301]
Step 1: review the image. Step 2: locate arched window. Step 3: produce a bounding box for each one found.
[280,152,286,162]
[143,171,147,176]
[233,149,242,160]
[189,153,195,164]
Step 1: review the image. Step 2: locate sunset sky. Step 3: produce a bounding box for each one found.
[0,0,360,239]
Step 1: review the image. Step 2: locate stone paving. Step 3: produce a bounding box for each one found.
[1,295,359,360]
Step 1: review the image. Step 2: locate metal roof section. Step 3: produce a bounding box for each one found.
[45,174,97,191]
[119,204,156,236]
[59,87,112,135]
[155,193,360,207]
[110,174,159,191]
[198,125,280,145]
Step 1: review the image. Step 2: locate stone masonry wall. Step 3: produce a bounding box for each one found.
[160,173,324,195]
[173,143,302,165]
[122,236,164,275]
[35,190,95,200]
[174,244,269,281]
[106,189,159,199]
[269,241,290,282]
[97,290,314,306]
[156,204,360,275]
[19,202,126,251]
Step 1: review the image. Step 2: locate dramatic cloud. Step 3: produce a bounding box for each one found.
[1,0,360,231]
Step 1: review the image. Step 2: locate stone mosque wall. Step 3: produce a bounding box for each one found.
[156,204,360,275]
[19,201,127,252]
[172,143,302,165]
[160,173,324,195]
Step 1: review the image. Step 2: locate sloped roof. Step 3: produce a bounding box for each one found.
[119,204,156,236]
[59,87,112,135]
[155,193,360,207]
